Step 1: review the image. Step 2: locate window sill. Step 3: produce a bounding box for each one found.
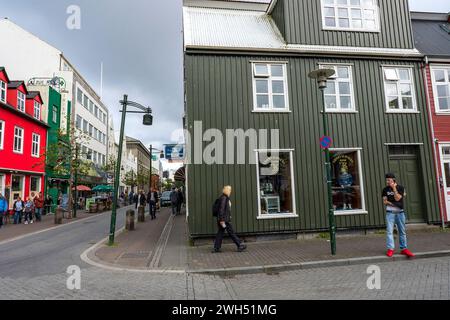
[252,110,291,114]
[435,112,450,116]
[325,110,358,114]
[385,111,420,114]
[13,151,24,155]
[257,213,298,220]
[322,27,380,33]
[334,210,368,216]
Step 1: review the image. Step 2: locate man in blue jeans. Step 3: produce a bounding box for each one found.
[382,173,414,258]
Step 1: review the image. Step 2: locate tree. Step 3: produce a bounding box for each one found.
[136,169,150,191]
[122,170,137,192]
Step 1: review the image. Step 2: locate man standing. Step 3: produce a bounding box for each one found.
[13,197,24,224]
[135,190,146,209]
[147,188,158,220]
[382,173,414,258]
[0,193,8,228]
[212,186,246,253]
[34,192,44,222]
[170,188,179,216]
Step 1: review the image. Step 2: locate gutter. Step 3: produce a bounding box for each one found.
[422,55,447,229]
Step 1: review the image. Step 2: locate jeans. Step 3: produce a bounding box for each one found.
[149,201,156,218]
[24,211,33,223]
[214,221,242,250]
[35,208,43,221]
[14,211,22,224]
[171,204,177,215]
[386,211,407,250]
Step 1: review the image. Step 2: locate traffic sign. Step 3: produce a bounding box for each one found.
[320,136,332,149]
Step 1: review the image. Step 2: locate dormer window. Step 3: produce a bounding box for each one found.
[17,91,25,112]
[321,0,380,32]
[0,81,6,103]
[33,101,41,120]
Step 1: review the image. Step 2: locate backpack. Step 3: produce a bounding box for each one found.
[212,197,221,217]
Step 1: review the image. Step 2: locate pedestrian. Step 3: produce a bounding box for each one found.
[170,188,179,216]
[212,186,246,253]
[382,173,414,258]
[129,191,134,206]
[135,190,146,209]
[0,193,8,229]
[33,192,44,222]
[13,197,24,224]
[44,195,53,215]
[24,196,34,225]
[176,188,184,215]
[147,188,158,220]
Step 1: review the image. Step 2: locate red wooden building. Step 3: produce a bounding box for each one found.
[0,67,48,208]
[413,12,450,224]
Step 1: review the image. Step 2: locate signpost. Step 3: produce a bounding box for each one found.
[320,136,333,149]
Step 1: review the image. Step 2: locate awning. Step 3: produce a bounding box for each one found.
[174,166,186,182]
[73,185,91,191]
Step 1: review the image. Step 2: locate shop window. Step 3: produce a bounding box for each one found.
[256,150,296,218]
[330,149,366,214]
[30,176,41,197]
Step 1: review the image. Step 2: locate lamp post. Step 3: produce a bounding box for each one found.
[108,94,153,246]
[308,68,337,256]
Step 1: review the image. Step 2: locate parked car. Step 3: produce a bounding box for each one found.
[160,191,172,207]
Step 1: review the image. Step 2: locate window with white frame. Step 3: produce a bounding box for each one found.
[256,150,296,218]
[0,81,6,103]
[321,0,379,31]
[82,119,88,133]
[13,126,24,153]
[329,149,366,214]
[252,63,289,111]
[77,88,83,104]
[431,68,450,112]
[83,94,88,108]
[320,64,355,111]
[33,101,41,120]
[17,91,25,112]
[383,67,417,112]
[0,120,4,149]
[52,106,58,123]
[32,133,40,157]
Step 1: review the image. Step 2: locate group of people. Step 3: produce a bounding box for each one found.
[133,188,163,220]
[0,192,54,228]
[170,187,184,216]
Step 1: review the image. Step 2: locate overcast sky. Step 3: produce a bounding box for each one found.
[1,0,449,159]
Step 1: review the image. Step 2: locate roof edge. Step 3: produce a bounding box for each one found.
[411,11,449,21]
[183,0,270,12]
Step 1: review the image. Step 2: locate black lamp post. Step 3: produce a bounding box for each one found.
[308,68,337,255]
[108,94,153,246]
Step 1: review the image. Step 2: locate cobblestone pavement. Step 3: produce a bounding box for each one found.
[1,204,449,300]
[1,256,449,300]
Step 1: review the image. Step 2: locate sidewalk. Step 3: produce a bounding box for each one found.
[85,209,450,275]
[0,209,106,243]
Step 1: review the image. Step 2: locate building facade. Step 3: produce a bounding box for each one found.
[412,12,450,224]
[0,67,48,208]
[0,18,109,187]
[183,0,440,238]
[126,136,151,192]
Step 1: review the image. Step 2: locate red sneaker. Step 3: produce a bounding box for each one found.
[401,249,414,258]
[386,249,394,257]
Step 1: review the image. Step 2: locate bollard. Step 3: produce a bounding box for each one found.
[138,205,145,222]
[126,210,135,231]
[54,207,63,225]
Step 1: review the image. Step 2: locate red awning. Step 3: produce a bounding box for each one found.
[73,185,91,191]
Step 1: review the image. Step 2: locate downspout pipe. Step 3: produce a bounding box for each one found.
[422,56,446,229]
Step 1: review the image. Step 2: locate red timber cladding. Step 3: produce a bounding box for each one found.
[426,64,450,221]
[26,93,43,120]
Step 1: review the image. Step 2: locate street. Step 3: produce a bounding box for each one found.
[0,205,449,300]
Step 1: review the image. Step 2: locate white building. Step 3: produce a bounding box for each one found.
[0,18,109,183]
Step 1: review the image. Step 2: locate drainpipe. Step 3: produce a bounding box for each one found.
[422,56,446,229]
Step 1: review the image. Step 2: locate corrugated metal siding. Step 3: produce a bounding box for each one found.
[185,54,440,237]
[271,0,415,49]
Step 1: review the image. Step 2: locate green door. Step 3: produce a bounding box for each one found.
[388,146,426,223]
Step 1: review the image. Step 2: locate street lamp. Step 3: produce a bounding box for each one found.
[308,68,337,256]
[108,94,153,246]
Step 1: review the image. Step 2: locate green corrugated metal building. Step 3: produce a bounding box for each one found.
[183,0,440,239]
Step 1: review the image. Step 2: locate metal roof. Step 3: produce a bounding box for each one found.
[412,13,450,59]
[183,7,285,49]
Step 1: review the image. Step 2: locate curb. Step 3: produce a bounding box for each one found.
[80,212,185,275]
[187,250,450,276]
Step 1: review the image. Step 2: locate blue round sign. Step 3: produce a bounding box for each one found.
[320,136,332,149]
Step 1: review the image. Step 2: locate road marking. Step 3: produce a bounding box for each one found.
[80,215,186,274]
[0,211,110,247]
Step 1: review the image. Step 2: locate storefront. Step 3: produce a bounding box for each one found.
[1,172,45,208]
[439,145,450,221]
